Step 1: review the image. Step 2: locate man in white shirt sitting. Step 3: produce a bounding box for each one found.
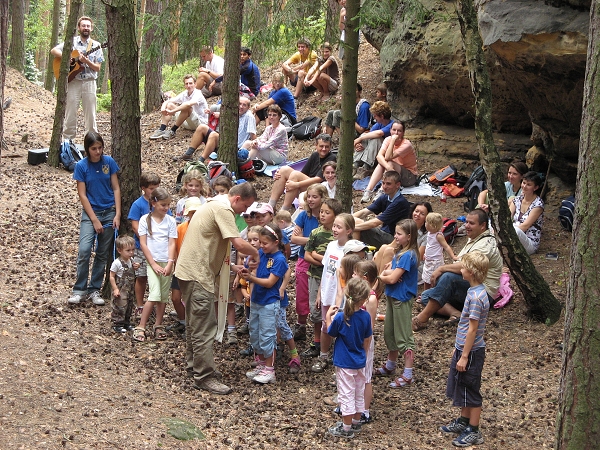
[196,46,225,98]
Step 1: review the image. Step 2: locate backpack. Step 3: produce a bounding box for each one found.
[463,165,487,212]
[441,218,459,244]
[175,161,209,192]
[207,161,232,187]
[59,140,84,172]
[558,195,575,232]
[429,165,458,186]
[289,116,322,140]
[238,159,255,180]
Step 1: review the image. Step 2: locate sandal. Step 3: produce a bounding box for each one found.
[374,366,396,377]
[154,325,168,340]
[132,327,146,342]
[390,375,413,388]
[443,315,460,326]
[412,316,428,332]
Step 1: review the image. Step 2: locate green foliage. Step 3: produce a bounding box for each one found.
[97,93,112,112]
[358,0,398,29]
[158,59,200,94]
[24,50,41,84]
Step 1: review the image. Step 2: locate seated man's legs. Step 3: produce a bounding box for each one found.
[198,129,219,161]
[178,125,216,160]
[415,272,470,325]
[323,110,341,136]
[269,167,309,210]
[294,69,307,98]
[353,221,394,250]
[354,138,383,170]
[196,72,212,91]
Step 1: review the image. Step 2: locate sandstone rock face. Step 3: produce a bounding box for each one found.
[369,0,589,182]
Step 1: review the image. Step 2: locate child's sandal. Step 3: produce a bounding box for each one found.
[132,327,146,342]
[374,366,395,377]
[390,375,413,388]
[154,325,168,340]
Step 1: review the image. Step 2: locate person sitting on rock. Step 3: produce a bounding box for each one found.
[323,83,371,140]
[241,105,288,165]
[252,72,297,126]
[267,133,336,211]
[282,37,318,100]
[353,101,395,180]
[303,42,340,101]
[352,170,411,249]
[361,121,418,203]
[149,74,208,141]
[196,46,225,98]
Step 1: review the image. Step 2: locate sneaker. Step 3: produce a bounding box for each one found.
[112,326,127,333]
[302,344,320,358]
[172,153,193,162]
[149,129,166,140]
[67,293,85,304]
[440,418,468,435]
[253,369,276,384]
[293,324,306,341]
[334,421,362,433]
[194,376,232,395]
[162,129,175,140]
[333,405,341,416]
[250,356,263,368]
[327,422,354,439]
[240,344,253,356]
[360,189,374,203]
[237,322,249,335]
[88,291,105,306]
[226,331,238,345]
[311,356,329,373]
[166,322,186,333]
[288,357,301,374]
[452,426,484,447]
[246,365,265,379]
[359,412,373,424]
[373,188,385,202]
[125,324,136,331]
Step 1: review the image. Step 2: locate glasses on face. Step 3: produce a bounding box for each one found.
[267,113,279,117]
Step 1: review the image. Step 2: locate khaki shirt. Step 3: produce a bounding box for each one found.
[456,230,503,297]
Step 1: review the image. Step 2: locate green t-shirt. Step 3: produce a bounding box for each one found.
[304,225,334,279]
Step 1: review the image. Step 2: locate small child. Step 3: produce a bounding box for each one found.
[440,251,490,447]
[175,170,207,224]
[241,224,288,384]
[325,278,373,439]
[377,219,420,387]
[275,210,300,259]
[212,175,233,196]
[252,202,291,259]
[303,198,343,359]
[109,236,140,333]
[423,212,458,290]
[134,188,178,342]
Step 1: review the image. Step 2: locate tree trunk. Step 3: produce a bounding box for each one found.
[143,0,163,113]
[136,0,147,52]
[555,1,600,447]
[9,0,25,72]
[48,0,82,168]
[336,0,359,210]
[219,0,244,173]
[105,0,141,232]
[455,0,562,324]
[44,0,62,91]
[1,0,8,158]
[324,0,339,45]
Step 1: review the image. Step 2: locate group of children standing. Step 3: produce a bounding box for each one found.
[70,132,492,446]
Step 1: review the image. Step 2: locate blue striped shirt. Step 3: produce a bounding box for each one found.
[455,284,489,351]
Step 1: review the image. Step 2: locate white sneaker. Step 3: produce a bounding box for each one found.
[89,291,105,306]
[246,365,265,379]
[162,129,175,140]
[149,129,166,140]
[373,188,385,202]
[360,190,373,203]
[253,368,276,384]
[67,294,85,304]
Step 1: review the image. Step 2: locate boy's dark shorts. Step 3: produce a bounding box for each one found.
[446,347,485,408]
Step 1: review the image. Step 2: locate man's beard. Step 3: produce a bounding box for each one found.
[80,29,90,38]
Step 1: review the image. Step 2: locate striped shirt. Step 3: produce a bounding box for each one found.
[455,284,489,351]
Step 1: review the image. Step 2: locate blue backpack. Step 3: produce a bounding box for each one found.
[59,140,84,172]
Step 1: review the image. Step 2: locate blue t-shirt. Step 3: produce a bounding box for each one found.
[269,88,297,120]
[328,309,372,369]
[370,120,394,137]
[128,195,173,249]
[280,290,289,308]
[294,211,319,259]
[356,100,371,131]
[367,189,411,234]
[73,156,119,211]
[385,250,418,302]
[252,249,288,306]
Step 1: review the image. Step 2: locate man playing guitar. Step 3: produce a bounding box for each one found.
[51,16,104,141]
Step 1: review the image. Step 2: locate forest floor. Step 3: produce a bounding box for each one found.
[0,42,571,449]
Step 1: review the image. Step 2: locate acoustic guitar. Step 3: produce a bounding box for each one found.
[53,42,108,82]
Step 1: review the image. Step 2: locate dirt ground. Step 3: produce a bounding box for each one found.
[0,43,571,449]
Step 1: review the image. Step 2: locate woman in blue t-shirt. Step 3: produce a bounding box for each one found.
[68,132,121,306]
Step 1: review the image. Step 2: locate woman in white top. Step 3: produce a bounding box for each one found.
[509,171,544,254]
[478,161,528,212]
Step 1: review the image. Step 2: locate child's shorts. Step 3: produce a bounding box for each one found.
[422,257,444,284]
[134,248,147,277]
[446,347,485,408]
[276,306,293,342]
[383,296,415,353]
[171,275,180,290]
[308,276,322,324]
[147,262,171,303]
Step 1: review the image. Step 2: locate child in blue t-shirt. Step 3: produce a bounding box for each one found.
[378,219,420,388]
[440,251,490,447]
[325,277,373,439]
[240,224,288,385]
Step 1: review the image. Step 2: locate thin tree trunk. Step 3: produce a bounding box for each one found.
[9,0,25,72]
[1,0,8,158]
[555,1,600,447]
[48,0,82,167]
[143,0,163,113]
[337,0,359,210]
[45,0,62,91]
[455,0,561,323]
[324,0,339,45]
[219,0,244,173]
[136,0,147,52]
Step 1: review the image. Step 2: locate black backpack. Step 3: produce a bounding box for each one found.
[289,116,322,140]
[558,195,575,232]
[463,165,487,212]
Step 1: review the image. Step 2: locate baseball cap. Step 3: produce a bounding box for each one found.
[343,239,369,255]
[184,197,204,215]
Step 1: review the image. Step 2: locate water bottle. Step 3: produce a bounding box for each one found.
[231,171,237,184]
